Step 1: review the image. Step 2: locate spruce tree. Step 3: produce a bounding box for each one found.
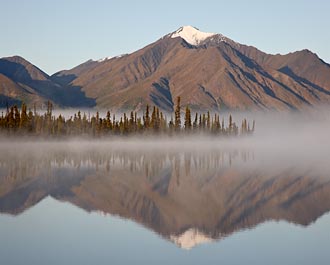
[106,111,111,130]
[206,111,210,130]
[20,103,28,130]
[174,96,181,131]
[151,106,156,129]
[144,105,150,129]
[184,105,192,130]
[13,106,20,129]
[229,114,233,134]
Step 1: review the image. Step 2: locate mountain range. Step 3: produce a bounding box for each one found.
[1,25,330,111]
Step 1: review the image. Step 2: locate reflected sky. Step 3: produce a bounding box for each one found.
[0,196,329,265]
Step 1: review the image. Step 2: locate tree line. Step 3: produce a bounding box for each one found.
[0,97,255,137]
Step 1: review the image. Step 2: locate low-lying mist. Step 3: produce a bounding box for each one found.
[1,110,330,173]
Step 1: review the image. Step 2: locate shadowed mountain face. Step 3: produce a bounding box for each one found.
[1,26,330,111]
[1,143,330,249]
[51,60,100,87]
[0,56,96,108]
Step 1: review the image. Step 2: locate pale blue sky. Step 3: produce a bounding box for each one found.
[0,0,329,74]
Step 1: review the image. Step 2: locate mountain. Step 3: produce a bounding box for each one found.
[52,26,330,111]
[0,56,95,108]
[1,26,330,111]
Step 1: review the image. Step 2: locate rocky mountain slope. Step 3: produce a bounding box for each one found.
[1,26,330,111]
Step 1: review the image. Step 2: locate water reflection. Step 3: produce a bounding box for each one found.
[0,141,330,249]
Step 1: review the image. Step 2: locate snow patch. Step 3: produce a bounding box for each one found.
[170,228,213,250]
[97,56,113,62]
[171,26,216,46]
[94,210,112,217]
[96,54,127,63]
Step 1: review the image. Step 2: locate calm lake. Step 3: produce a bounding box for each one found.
[1,112,330,264]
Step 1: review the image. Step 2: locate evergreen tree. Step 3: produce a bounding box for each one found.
[144,105,150,129]
[57,114,64,135]
[20,103,28,130]
[202,114,206,129]
[13,106,20,129]
[106,111,112,130]
[129,111,135,132]
[206,111,210,130]
[184,105,192,130]
[174,96,181,131]
[151,106,157,129]
[155,107,160,131]
[229,114,233,133]
[7,107,15,129]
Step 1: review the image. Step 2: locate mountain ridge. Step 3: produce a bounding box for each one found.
[1,26,330,111]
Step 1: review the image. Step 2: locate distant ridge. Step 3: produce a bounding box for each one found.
[0,56,95,108]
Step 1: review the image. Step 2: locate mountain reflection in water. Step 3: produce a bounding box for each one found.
[0,140,330,249]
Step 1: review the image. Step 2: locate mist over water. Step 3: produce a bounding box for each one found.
[1,110,330,264]
[1,109,330,172]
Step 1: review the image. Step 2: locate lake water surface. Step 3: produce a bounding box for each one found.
[1,112,330,264]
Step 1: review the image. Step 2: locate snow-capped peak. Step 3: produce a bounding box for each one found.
[171,26,217,46]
